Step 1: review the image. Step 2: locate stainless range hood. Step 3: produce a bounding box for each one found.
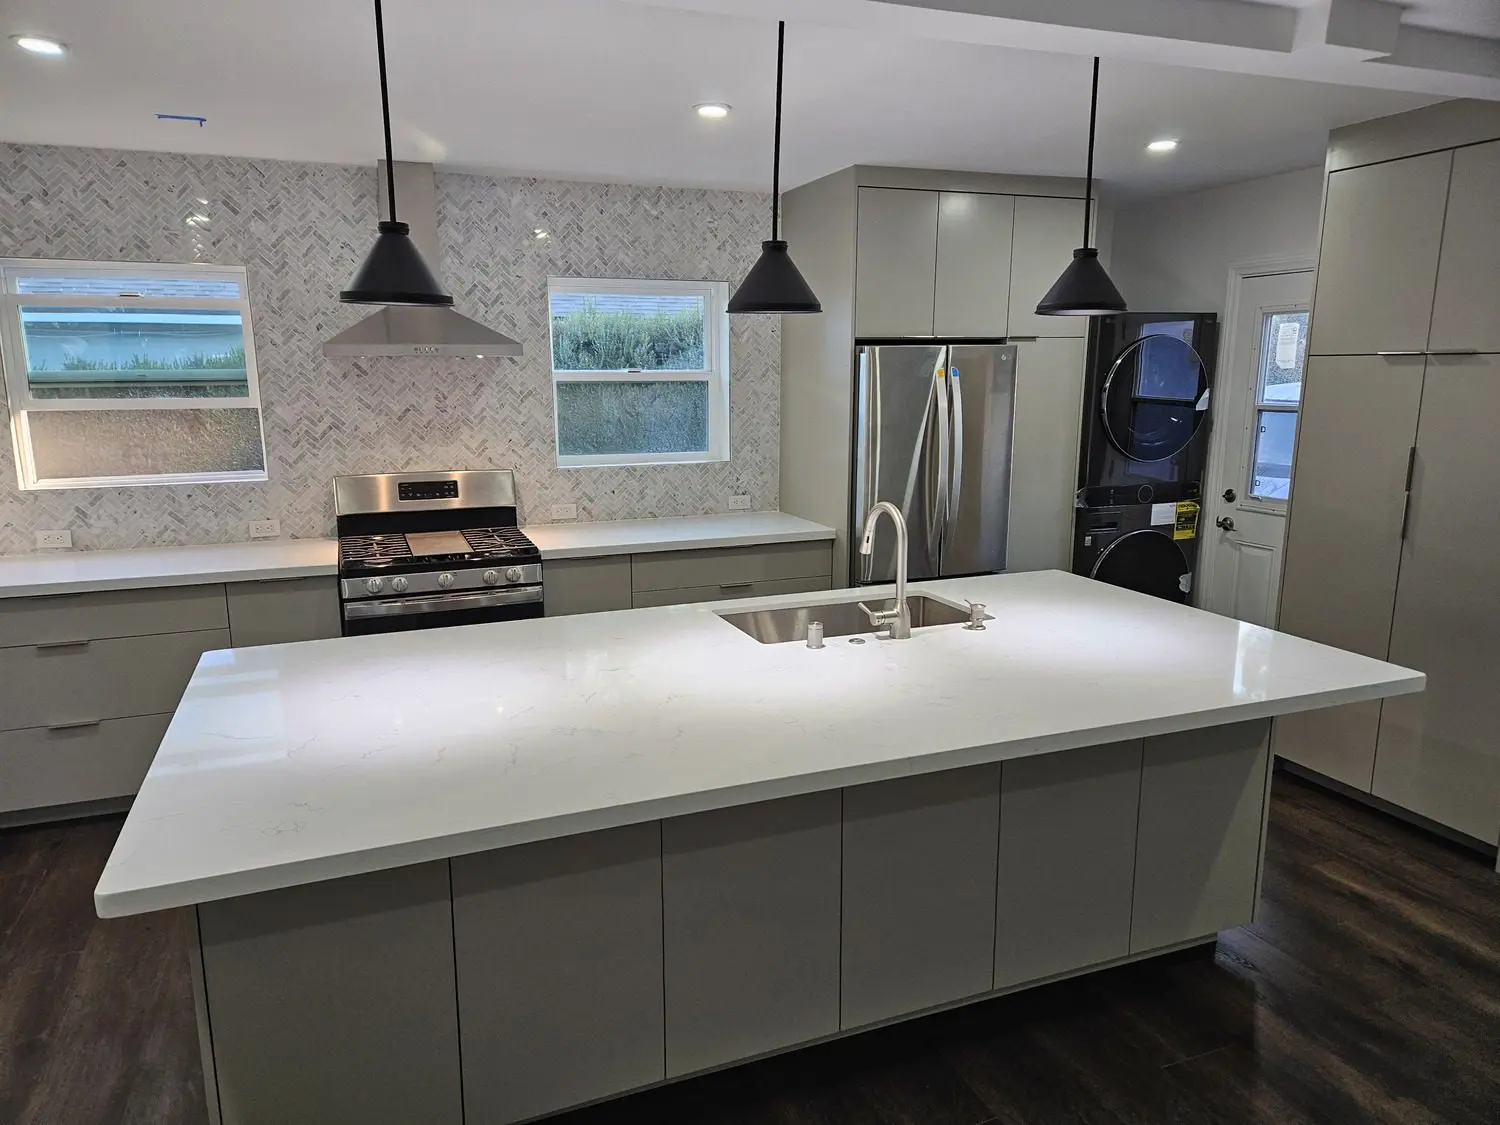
[324,161,523,359]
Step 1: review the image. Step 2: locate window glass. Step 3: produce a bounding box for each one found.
[1247,309,1308,502]
[555,380,709,457]
[1257,311,1307,406]
[1251,410,1297,501]
[550,291,706,372]
[25,408,266,480]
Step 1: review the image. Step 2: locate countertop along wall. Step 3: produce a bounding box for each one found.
[0,143,779,553]
[1109,166,1325,315]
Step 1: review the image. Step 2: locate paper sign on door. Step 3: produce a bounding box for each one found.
[1275,321,1300,368]
[1150,503,1176,526]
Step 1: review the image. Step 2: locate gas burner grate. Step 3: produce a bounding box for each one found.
[339,534,414,566]
[462,526,537,553]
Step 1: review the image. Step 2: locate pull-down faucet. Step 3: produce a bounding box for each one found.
[857,501,912,639]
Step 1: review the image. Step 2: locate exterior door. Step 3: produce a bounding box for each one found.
[1200,271,1312,626]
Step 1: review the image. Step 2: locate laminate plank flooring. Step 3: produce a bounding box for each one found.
[2,772,1497,1125]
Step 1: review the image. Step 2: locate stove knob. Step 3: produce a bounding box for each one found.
[437,573,455,589]
[482,570,500,586]
[365,577,384,594]
[390,576,409,593]
[505,567,524,584]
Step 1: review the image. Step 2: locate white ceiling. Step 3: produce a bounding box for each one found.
[0,0,1454,200]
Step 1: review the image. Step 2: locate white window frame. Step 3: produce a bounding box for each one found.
[548,276,730,468]
[0,258,268,490]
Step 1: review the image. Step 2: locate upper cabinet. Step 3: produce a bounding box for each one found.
[854,188,939,337]
[934,192,1014,337]
[1007,196,1089,339]
[1429,140,1500,354]
[1309,152,1452,356]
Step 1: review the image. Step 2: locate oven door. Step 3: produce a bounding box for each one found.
[341,586,545,636]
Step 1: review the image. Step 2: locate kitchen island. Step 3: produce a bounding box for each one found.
[95,571,1422,1125]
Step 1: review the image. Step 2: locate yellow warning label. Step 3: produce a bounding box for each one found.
[1173,501,1200,541]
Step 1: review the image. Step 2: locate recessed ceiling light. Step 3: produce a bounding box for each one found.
[695,103,731,120]
[1147,138,1179,153]
[13,34,68,57]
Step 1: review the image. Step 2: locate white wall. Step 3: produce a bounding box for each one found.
[1109,167,1324,315]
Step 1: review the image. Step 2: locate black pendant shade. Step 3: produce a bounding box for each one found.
[1036,57,1126,317]
[342,221,454,306]
[728,22,822,315]
[342,0,454,307]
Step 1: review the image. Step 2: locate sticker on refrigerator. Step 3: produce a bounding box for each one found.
[1150,502,1176,527]
[1173,501,1200,541]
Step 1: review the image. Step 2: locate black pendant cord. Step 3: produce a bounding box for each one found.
[1082,56,1099,250]
[374,0,398,223]
[771,20,785,242]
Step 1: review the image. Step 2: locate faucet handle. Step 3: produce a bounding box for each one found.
[858,601,893,626]
[963,601,987,630]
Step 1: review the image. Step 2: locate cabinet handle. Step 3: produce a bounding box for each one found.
[1006,335,1040,342]
[1425,349,1480,356]
[35,638,90,651]
[47,718,102,731]
[718,582,755,592]
[1404,445,1417,491]
[1399,491,1413,540]
[1375,351,1426,358]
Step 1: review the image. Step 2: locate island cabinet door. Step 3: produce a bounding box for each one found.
[994,741,1143,989]
[840,764,1000,1029]
[197,861,462,1125]
[661,792,842,1077]
[1130,720,1272,952]
[451,823,665,1125]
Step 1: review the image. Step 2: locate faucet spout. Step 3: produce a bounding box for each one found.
[858,501,911,639]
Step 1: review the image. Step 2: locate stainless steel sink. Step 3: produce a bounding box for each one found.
[716,595,970,644]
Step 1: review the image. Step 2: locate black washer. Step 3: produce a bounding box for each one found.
[1072,503,1200,604]
[1092,529,1191,602]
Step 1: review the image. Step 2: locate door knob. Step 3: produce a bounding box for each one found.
[1222,488,1237,503]
[1215,516,1236,531]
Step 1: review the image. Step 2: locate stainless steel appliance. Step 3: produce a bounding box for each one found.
[852,341,1018,583]
[335,470,543,636]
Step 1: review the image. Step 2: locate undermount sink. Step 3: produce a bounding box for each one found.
[716,595,971,644]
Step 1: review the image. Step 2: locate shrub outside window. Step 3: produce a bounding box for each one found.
[548,278,730,468]
[0,259,268,489]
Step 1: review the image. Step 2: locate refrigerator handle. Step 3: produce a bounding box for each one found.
[931,353,951,565]
[946,363,964,558]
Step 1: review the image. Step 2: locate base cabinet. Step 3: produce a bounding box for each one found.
[1272,702,1380,792]
[1131,720,1271,951]
[995,741,1141,987]
[841,765,1000,1028]
[452,824,665,1125]
[225,578,341,647]
[661,792,842,1076]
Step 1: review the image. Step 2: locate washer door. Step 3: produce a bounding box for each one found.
[1100,334,1209,462]
[1091,529,1190,602]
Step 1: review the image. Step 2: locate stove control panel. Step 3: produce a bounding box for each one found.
[397,480,460,502]
[340,562,543,601]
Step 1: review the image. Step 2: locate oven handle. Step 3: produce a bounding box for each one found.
[343,587,543,620]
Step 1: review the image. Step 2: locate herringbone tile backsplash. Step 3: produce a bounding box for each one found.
[0,143,780,552]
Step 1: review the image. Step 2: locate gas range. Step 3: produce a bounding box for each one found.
[334,470,544,635]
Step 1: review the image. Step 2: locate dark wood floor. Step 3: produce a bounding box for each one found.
[3,772,1498,1125]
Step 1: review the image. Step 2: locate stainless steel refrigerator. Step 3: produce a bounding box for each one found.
[852,341,1018,584]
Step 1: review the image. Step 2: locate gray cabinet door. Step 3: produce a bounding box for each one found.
[0,712,171,813]
[1006,337,1087,571]
[1008,196,1089,339]
[225,578,341,647]
[1275,355,1423,782]
[631,542,833,592]
[662,792,841,1076]
[995,741,1141,988]
[1374,356,1500,843]
[840,764,1000,1029]
[1309,152,1452,355]
[934,192,1014,337]
[543,555,632,616]
[855,187,938,338]
[1131,721,1271,952]
[1429,140,1500,354]
[198,862,462,1125]
[452,824,665,1123]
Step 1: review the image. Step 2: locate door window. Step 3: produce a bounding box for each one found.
[1249,311,1307,501]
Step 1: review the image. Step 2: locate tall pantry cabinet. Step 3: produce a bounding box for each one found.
[1276,102,1500,851]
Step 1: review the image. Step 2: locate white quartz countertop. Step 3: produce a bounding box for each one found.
[522,511,834,559]
[94,570,1423,917]
[0,539,339,599]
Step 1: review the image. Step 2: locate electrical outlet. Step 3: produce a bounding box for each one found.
[550,503,578,521]
[727,494,752,511]
[248,519,281,540]
[35,530,72,550]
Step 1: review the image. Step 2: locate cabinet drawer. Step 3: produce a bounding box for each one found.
[0,628,229,731]
[0,584,228,648]
[227,578,341,648]
[631,542,832,593]
[632,576,830,610]
[0,713,172,812]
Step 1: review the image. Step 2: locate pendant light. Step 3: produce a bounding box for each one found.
[1035,57,1126,317]
[341,0,453,307]
[728,21,822,315]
